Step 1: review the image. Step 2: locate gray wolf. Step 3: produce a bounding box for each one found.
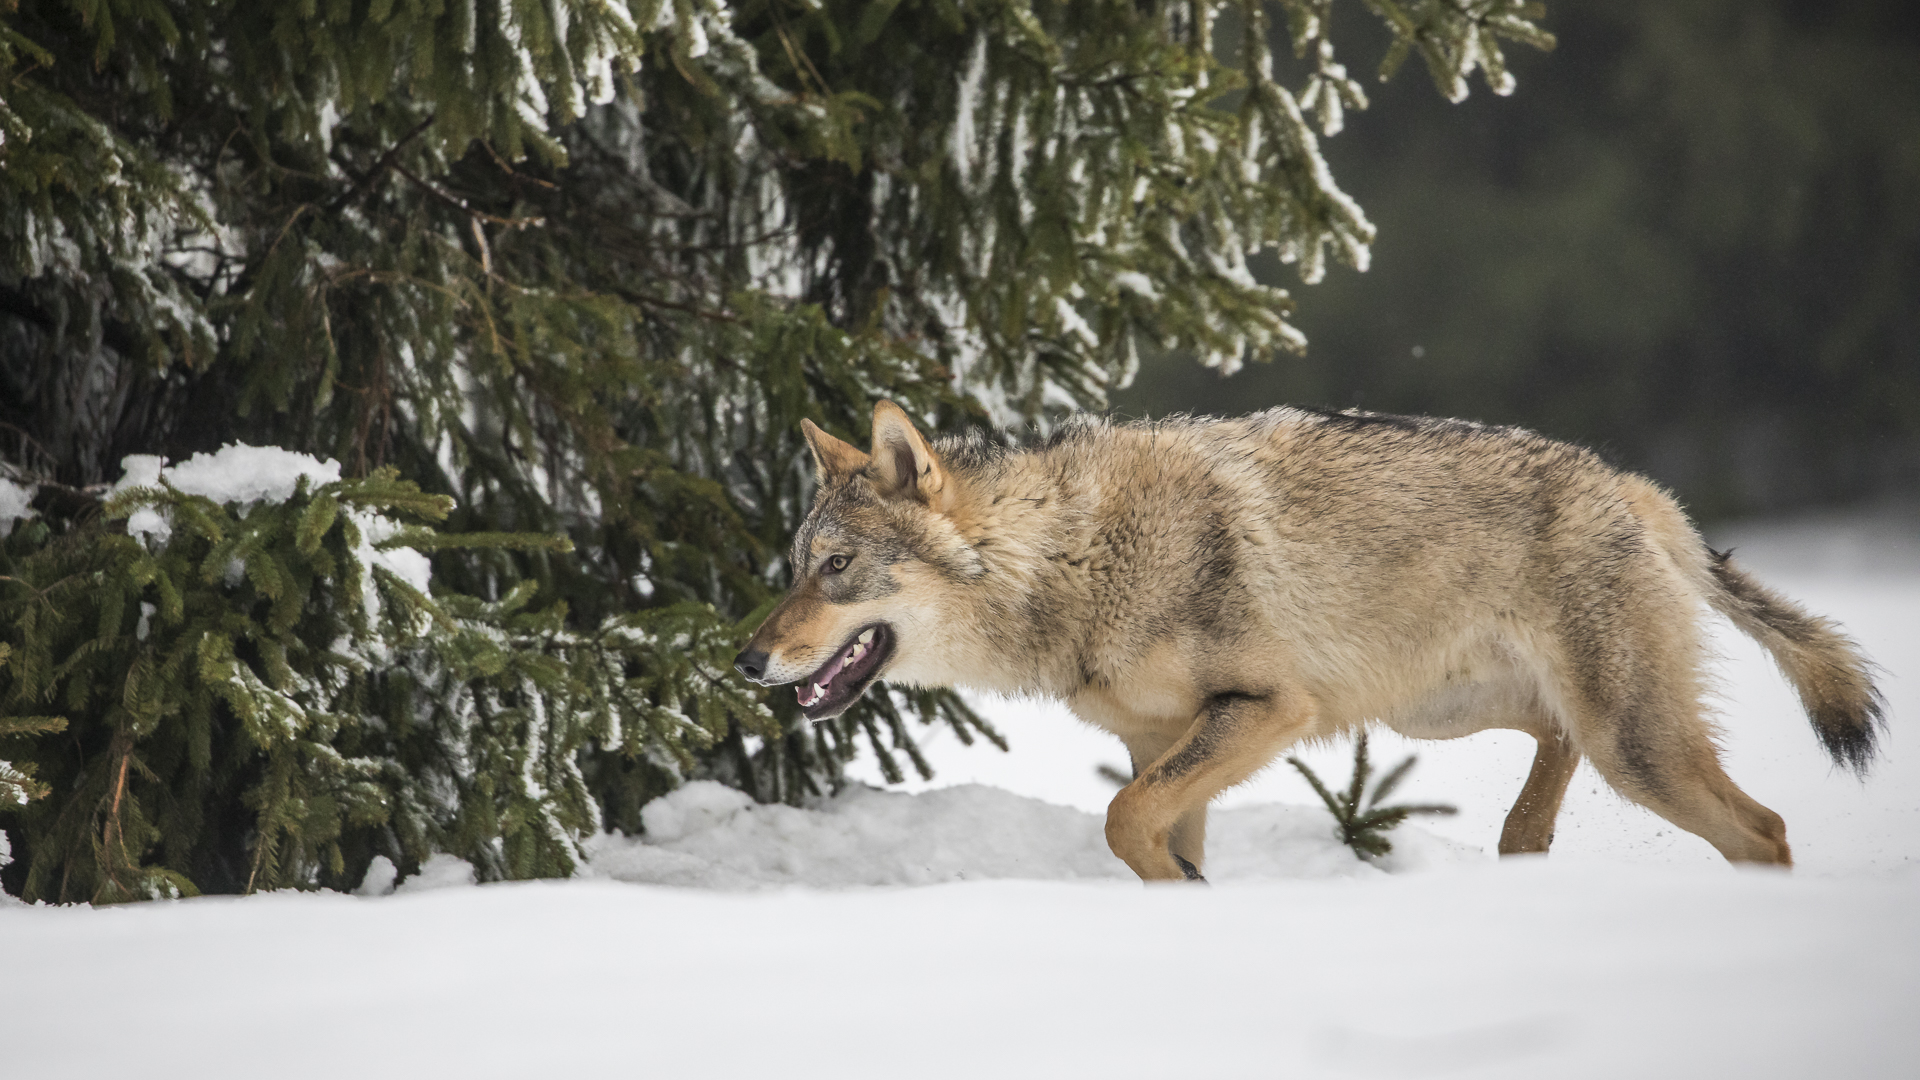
[734,401,1883,881]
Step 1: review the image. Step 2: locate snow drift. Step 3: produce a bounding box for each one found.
[2,507,1916,1080]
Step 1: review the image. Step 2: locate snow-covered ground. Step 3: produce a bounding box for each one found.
[4,508,1918,1078]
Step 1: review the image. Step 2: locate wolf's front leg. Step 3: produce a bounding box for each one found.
[1118,739,1206,877]
[1106,689,1313,882]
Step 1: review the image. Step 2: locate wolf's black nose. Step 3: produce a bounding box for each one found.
[733,649,769,682]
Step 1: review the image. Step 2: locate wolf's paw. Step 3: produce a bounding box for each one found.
[1172,854,1208,884]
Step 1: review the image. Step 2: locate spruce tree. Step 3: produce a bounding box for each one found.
[1,1,1551,898]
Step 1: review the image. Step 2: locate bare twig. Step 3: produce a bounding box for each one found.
[609,285,743,324]
[328,113,438,212]
[481,140,559,190]
[392,161,545,228]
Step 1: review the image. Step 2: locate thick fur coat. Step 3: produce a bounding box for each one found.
[736,402,1884,881]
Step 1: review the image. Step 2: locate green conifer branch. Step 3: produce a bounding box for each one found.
[1289,732,1458,860]
[2,0,1557,898]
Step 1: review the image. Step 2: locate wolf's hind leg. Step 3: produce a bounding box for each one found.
[1107,691,1312,882]
[1583,725,1791,866]
[1498,730,1579,855]
[1557,647,1792,866]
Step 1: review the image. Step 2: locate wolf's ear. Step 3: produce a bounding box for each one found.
[870,400,949,508]
[801,419,870,479]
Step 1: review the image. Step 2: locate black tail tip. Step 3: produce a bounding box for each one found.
[1814,696,1887,779]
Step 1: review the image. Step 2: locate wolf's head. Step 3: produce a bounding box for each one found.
[733,401,981,720]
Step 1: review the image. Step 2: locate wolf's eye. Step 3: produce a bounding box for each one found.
[824,554,852,574]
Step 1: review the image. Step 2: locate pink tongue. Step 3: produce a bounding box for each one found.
[799,646,857,705]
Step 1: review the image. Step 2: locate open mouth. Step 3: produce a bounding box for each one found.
[796,624,894,721]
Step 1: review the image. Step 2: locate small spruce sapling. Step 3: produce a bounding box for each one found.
[1289,733,1456,860]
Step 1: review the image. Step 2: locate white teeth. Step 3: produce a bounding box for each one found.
[800,633,882,711]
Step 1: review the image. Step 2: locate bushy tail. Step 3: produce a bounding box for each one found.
[1704,549,1885,776]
